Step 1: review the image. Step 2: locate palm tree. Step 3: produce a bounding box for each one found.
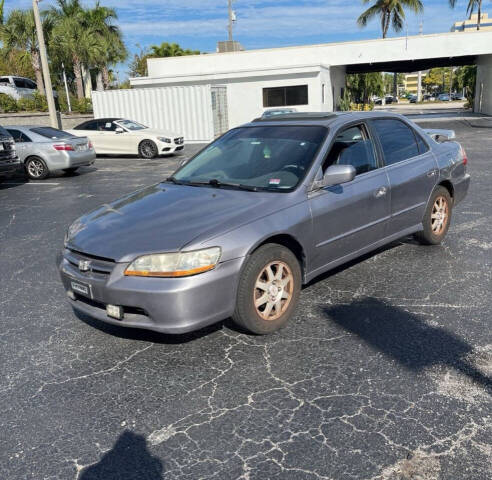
[0,9,49,94]
[449,0,487,30]
[357,0,424,38]
[84,2,127,90]
[0,0,5,25]
[149,42,200,58]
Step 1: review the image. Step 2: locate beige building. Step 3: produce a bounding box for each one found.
[404,71,428,94]
[452,12,492,32]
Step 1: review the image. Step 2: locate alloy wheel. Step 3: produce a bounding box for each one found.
[27,159,45,179]
[431,195,449,235]
[254,261,294,321]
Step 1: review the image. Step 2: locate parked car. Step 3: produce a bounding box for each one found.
[0,125,21,182]
[6,126,95,180]
[0,76,38,100]
[409,95,418,103]
[67,118,184,159]
[438,93,450,101]
[451,93,464,101]
[261,108,297,118]
[374,95,398,105]
[59,112,470,335]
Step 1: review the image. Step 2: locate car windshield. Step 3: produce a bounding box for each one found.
[30,127,73,139]
[173,125,327,191]
[117,120,147,131]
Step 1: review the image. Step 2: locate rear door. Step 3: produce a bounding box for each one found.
[370,118,438,235]
[308,122,391,276]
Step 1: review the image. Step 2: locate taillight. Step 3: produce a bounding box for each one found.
[460,146,468,166]
[53,143,74,151]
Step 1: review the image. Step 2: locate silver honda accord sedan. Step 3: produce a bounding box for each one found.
[59,112,470,335]
[6,125,95,180]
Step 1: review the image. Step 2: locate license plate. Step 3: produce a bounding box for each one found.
[71,280,91,297]
[77,144,87,151]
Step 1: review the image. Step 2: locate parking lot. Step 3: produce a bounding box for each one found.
[1,119,491,479]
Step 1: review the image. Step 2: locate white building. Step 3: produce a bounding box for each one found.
[92,30,492,142]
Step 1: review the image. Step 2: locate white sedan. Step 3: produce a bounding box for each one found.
[67,118,184,158]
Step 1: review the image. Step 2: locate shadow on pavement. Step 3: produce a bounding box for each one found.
[79,430,164,480]
[322,297,491,394]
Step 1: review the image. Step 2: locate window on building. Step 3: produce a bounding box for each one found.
[372,119,420,165]
[262,85,308,107]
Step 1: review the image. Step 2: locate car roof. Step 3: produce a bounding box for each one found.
[247,110,407,127]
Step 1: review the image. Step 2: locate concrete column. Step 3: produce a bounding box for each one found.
[474,55,492,114]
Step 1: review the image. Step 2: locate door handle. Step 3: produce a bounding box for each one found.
[427,169,438,177]
[374,186,387,198]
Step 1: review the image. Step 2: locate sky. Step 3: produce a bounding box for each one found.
[8,0,474,77]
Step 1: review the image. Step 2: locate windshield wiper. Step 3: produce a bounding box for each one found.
[165,176,189,185]
[188,179,258,191]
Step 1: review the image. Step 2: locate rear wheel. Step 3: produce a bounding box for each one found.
[232,244,301,334]
[26,157,49,180]
[138,140,158,159]
[415,186,452,245]
[63,167,79,175]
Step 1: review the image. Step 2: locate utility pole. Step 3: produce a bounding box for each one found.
[417,21,423,102]
[227,0,234,42]
[32,0,57,128]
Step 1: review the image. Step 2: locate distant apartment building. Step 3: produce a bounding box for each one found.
[451,12,492,31]
[404,71,428,94]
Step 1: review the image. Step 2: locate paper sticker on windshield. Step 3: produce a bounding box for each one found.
[269,178,281,185]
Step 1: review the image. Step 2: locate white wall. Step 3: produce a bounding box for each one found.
[144,31,492,80]
[92,85,214,143]
[475,55,492,115]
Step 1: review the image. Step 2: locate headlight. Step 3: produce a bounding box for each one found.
[158,137,171,143]
[124,247,221,277]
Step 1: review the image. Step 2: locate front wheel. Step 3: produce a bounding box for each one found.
[138,140,158,159]
[232,244,301,334]
[415,186,453,245]
[26,157,49,180]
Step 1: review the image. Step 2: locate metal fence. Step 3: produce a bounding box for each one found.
[92,85,218,143]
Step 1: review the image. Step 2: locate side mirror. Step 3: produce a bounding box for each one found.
[312,164,356,190]
[115,127,124,134]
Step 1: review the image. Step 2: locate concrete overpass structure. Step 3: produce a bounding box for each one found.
[126,30,492,134]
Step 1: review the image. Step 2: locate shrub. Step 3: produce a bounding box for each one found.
[0,93,19,113]
[71,97,93,114]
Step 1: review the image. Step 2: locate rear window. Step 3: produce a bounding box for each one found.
[0,125,10,137]
[30,127,72,140]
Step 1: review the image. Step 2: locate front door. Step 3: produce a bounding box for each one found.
[308,123,390,276]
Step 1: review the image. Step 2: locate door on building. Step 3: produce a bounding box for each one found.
[211,86,229,138]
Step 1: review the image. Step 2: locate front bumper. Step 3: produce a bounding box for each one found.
[58,250,242,334]
[157,138,185,154]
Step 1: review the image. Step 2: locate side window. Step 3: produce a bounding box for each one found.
[13,78,26,88]
[323,124,378,175]
[372,119,420,165]
[6,129,31,143]
[102,121,117,131]
[414,131,429,154]
[25,79,37,89]
[75,120,98,131]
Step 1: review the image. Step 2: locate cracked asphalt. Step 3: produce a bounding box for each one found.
[1,119,491,480]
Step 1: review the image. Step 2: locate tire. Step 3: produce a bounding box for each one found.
[138,140,158,159]
[63,167,79,175]
[415,186,453,245]
[232,243,301,334]
[25,156,49,180]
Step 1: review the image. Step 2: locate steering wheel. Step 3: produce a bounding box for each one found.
[282,164,304,174]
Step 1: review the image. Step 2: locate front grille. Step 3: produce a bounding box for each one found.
[174,137,184,145]
[64,248,115,276]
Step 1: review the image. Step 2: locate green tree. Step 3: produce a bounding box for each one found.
[84,2,126,91]
[0,0,5,25]
[0,48,35,78]
[129,42,201,78]
[357,0,423,38]
[47,0,105,99]
[423,67,453,92]
[0,9,50,94]
[347,72,384,105]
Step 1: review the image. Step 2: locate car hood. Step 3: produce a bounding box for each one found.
[66,183,289,262]
[136,128,181,138]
